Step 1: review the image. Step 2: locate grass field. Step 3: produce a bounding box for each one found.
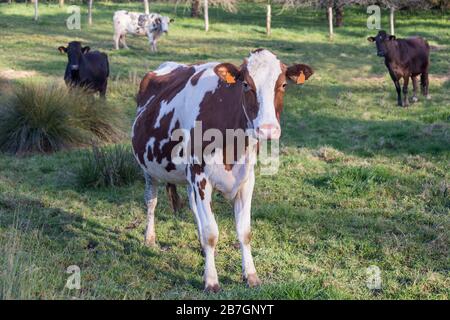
[0,2,449,299]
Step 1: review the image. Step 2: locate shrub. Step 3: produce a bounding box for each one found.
[75,144,142,189]
[0,82,124,154]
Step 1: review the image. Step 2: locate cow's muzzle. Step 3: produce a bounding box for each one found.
[377,52,385,57]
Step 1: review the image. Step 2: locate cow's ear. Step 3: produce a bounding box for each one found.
[286,64,314,85]
[214,63,241,84]
[389,35,396,40]
[58,46,67,54]
[82,46,90,54]
[367,36,375,42]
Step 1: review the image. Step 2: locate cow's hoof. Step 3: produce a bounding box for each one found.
[245,273,262,288]
[411,96,419,103]
[204,283,221,293]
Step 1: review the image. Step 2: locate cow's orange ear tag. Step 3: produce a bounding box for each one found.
[225,72,236,84]
[297,71,306,84]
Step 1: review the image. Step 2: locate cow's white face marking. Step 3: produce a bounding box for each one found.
[160,16,171,33]
[246,50,282,140]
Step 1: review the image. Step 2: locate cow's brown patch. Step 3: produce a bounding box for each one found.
[198,178,207,200]
[133,66,195,166]
[252,48,265,54]
[208,234,217,247]
[274,63,288,121]
[190,69,206,86]
[196,64,257,169]
[190,164,203,183]
[243,231,252,245]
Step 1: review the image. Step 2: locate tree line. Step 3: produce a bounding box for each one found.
[4,0,448,37]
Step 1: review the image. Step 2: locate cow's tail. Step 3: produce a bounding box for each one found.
[166,183,183,213]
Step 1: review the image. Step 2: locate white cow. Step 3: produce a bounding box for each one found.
[113,10,173,51]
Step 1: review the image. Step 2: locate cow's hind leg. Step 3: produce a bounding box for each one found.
[421,72,430,99]
[99,80,107,99]
[411,76,419,103]
[147,33,155,52]
[166,183,182,213]
[188,165,220,292]
[144,172,158,247]
[234,169,261,288]
[120,35,129,49]
[402,76,410,107]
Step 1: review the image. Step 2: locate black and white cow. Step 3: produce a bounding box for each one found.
[132,49,313,292]
[113,10,173,51]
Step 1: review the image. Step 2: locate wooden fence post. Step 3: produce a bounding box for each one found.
[389,7,395,35]
[328,6,333,40]
[204,0,209,32]
[88,0,93,26]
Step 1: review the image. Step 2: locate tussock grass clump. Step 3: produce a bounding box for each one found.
[75,144,142,189]
[0,82,124,154]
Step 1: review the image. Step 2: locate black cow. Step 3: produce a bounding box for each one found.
[368,30,430,107]
[58,41,109,98]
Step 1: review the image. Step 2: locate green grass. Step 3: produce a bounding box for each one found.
[74,144,142,189]
[0,2,449,299]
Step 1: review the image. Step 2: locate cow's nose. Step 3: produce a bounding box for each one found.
[256,124,281,140]
[377,52,384,57]
[71,65,79,70]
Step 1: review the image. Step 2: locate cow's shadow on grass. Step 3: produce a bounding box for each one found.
[0,188,215,293]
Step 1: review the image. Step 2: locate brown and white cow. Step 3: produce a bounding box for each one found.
[132,49,313,292]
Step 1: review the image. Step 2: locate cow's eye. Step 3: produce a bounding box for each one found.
[282,83,287,88]
[243,82,251,92]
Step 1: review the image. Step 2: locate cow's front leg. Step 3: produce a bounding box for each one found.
[144,172,158,247]
[411,76,419,103]
[234,169,261,288]
[389,71,402,107]
[187,184,204,253]
[402,76,410,107]
[188,166,220,292]
[147,33,155,52]
[393,79,402,106]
